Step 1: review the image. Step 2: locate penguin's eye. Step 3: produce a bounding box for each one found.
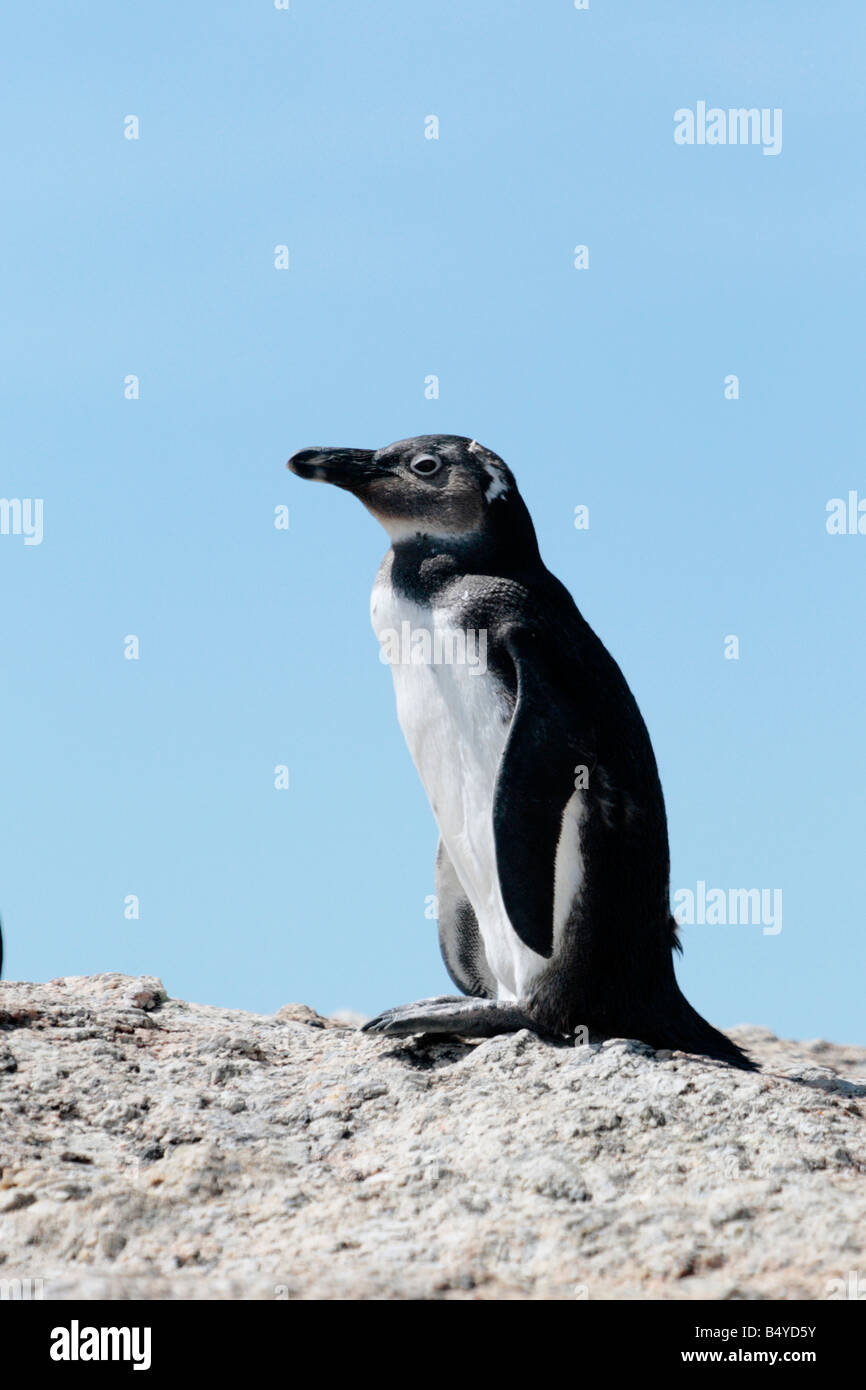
[409,454,442,477]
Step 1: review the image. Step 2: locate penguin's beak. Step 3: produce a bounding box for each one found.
[287,447,377,490]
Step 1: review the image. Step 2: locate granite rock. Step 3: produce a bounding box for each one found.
[0,974,863,1300]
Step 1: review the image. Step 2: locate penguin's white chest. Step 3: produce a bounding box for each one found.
[370,577,549,998]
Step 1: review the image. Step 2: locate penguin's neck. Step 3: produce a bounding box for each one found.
[388,500,542,600]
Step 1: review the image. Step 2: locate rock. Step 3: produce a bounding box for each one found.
[0,972,863,1299]
[328,1009,370,1030]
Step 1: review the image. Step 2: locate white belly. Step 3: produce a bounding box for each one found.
[371,575,549,998]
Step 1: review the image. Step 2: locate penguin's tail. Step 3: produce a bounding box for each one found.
[647,982,758,1071]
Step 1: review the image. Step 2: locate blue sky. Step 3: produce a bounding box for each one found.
[1,1,863,1043]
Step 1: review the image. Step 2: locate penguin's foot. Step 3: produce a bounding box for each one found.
[361,995,537,1039]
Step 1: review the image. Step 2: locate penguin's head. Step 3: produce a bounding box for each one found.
[287,434,519,544]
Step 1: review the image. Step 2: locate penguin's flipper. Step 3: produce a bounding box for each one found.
[435,839,496,998]
[361,996,539,1038]
[493,627,590,959]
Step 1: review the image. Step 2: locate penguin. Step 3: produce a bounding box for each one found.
[288,435,755,1070]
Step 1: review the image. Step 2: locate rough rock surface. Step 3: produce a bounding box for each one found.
[0,974,863,1300]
